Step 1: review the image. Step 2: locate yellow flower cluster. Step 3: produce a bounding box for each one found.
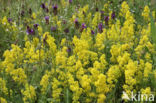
[21,84,36,103]
[40,71,50,94]
[0,97,7,103]
[142,6,150,21]
[0,78,8,95]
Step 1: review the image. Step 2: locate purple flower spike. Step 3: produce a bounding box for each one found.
[69,0,72,3]
[80,23,87,32]
[100,10,104,14]
[53,5,58,15]
[8,18,12,23]
[53,5,58,9]
[91,30,95,35]
[104,16,109,24]
[64,28,69,33]
[82,23,87,29]
[26,26,35,35]
[45,16,49,20]
[111,12,115,19]
[51,26,57,32]
[45,16,49,24]
[98,23,103,33]
[74,19,79,29]
[96,8,99,11]
[67,47,71,53]
[34,24,39,28]
[41,3,46,9]
[74,19,78,23]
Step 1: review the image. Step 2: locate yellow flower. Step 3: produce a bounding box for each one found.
[67,73,82,102]
[57,21,62,31]
[81,28,93,47]
[100,54,107,69]
[32,12,36,19]
[141,87,153,101]
[33,37,39,47]
[95,30,106,51]
[67,55,76,66]
[11,68,27,85]
[40,72,50,94]
[90,67,100,82]
[77,50,98,66]
[0,97,7,103]
[80,75,91,92]
[73,36,89,54]
[52,78,62,102]
[107,65,121,88]
[117,52,130,67]
[61,0,67,8]
[21,84,36,103]
[61,38,66,46]
[120,1,130,16]
[91,12,101,29]
[38,26,43,35]
[125,60,137,85]
[144,53,152,62]
[56,47,68,68]
[45,32,57,54]
[97,94,106,103]
[0,78,8,95]
[142,6,150,21]
[144,62,152,78]
[76,67,85,80]
[110,44,121,63]
[2,16,8,25]
[95,74,109,93]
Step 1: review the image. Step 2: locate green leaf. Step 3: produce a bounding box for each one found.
[150,13,156,46]
[64,88,72,103]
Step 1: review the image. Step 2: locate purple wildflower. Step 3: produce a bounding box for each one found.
[67,47,71,53]
[100,10,104,14]
[98,23,103,33]
[45,16,49,24]
[41,3,46,9]
[96,7,99,11]
[80,23,87,32]
[111,12,115,19]
[91,30,95,35]
[82,23,87,29]
[64,28,69,33]
[100,10,105,19]
[33,24,39,28]
[43,34,47,44]
[104,16,109,25]
[26,26,35,35]
[69,0,72,3]
[51,26,57,32]
[53,5,58,15]
[74,19,80,29]
[8,18,12,23]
